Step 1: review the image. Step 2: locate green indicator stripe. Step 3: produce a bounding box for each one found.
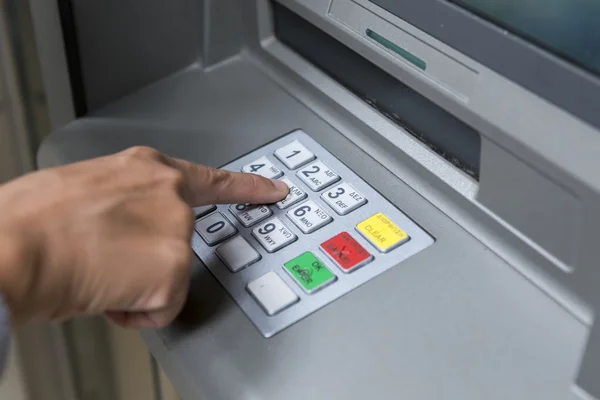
[284,252,335,293]
[366,29,427,71]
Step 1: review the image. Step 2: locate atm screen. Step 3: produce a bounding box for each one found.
[453,0,600,77]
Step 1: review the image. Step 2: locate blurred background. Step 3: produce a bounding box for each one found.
[0,1,179,399]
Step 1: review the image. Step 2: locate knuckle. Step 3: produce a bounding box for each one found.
[208,168,232,187]
[159,167,186,189]
[124,145,161,160]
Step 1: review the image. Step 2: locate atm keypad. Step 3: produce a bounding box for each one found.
[191,129,434,338]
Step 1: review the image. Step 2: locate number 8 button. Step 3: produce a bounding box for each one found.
[196,213,237,246]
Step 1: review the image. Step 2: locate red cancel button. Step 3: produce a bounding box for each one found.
[320,232,374,273]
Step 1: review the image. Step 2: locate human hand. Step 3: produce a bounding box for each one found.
[0,146,288,328]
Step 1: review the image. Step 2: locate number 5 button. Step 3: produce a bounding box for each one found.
[242,156,283,179]
[297,161,340,191]
[196,213,237,246]
[321,183,367,215]
[274,140,315,169]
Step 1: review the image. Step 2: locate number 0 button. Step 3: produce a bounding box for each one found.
[252,217,298,253]
[242,156,283,179]
[297,161,340,191]
[196,213,237,246]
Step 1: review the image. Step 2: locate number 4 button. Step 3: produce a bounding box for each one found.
[274,140,315,170]
[242,156,283,179]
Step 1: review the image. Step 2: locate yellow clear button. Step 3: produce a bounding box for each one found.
[356,212,410,253]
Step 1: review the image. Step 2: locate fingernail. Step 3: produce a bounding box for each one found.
[273,179,289,194]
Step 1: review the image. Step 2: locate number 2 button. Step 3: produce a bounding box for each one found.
[196,213,237,246]
[242,156,283,179]
[274,140,315,169]
[297,161,340,191]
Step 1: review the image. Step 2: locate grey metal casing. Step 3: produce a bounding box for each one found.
[33,0,600,399]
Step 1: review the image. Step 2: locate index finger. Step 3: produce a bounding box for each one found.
[164,156,289,206]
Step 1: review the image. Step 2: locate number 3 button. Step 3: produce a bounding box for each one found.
[196,213,237,246]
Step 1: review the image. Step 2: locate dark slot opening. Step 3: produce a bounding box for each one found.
[272,2,481,179]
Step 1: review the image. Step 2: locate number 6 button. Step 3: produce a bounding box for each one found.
[252,217,298,253]
[196,213,237,246]
[287,200,333,234]
[297,161,340,191]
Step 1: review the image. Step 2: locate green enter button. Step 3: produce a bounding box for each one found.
[284,252,336,294]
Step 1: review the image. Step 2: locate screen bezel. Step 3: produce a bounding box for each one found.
[370,0,600,130]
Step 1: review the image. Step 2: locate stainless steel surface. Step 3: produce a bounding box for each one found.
[192,130,434,338]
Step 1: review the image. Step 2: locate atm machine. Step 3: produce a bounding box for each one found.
[34,1,600,399]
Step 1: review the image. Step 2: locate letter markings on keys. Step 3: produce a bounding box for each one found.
[321,182,367,215]
[287,200,333,234]
[297,161,340,191]
[356,212,410,253]
[229,203,273,227]
[241,156,283,179]
[196,212,237,246]
[276,177,307,210]
[252,217,298,253]
[284,252,336,294]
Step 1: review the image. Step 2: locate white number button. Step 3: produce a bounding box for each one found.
[193,205,216,219]
[297,161,340,191]
[274,140,315,169]
[242,156,283,179]
[276,177,307,210]
[252,217,298,253]
[247,272,299,316]
[321,183,368,215]
[216,236,261,273]
[196,213,237,246]
[287,200,333,234]
[229,204,273,227]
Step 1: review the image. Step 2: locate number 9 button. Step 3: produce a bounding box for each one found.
[321,182,367,215]
[252,217,298,253]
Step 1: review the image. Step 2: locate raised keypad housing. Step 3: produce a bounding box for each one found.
[191,130,434,338]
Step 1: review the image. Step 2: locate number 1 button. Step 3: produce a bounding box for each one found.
[274,140,315,169]
[242,156,283,179]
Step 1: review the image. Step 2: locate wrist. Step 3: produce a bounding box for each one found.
[0,230,37,326]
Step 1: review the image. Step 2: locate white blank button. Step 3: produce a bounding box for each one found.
[274,140,315,169]
[241,156,283,179]
[247,272,299,316]
[216,236,261,273]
